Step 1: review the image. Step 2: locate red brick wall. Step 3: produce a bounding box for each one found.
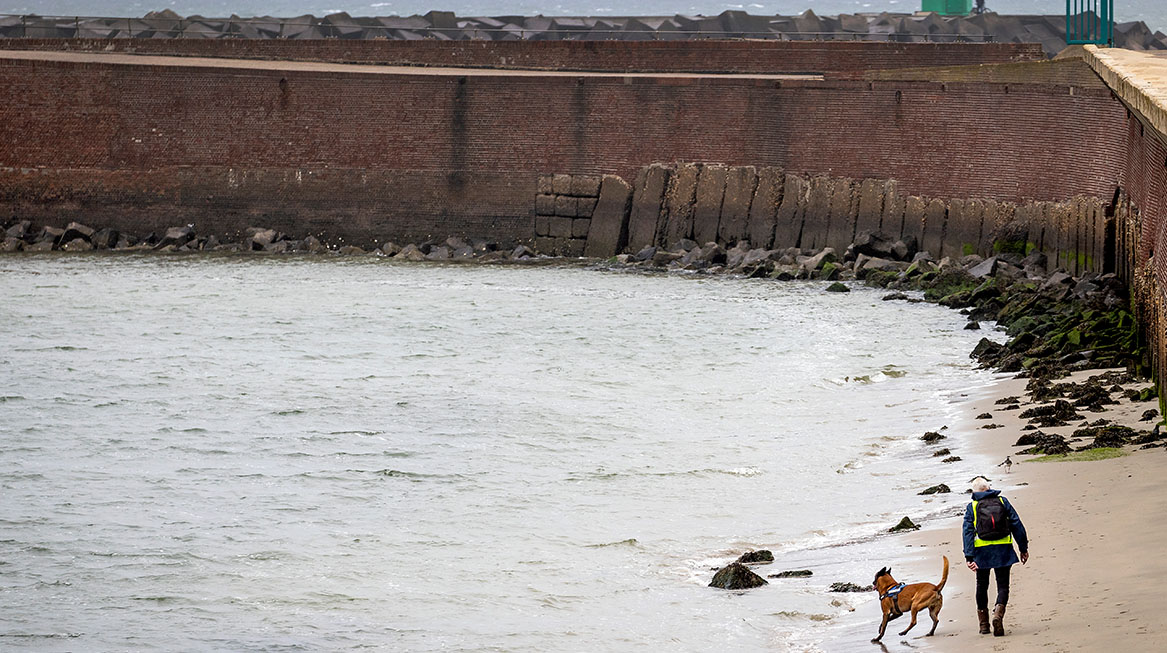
[0,53,1129,244]
[0,38,1045,75]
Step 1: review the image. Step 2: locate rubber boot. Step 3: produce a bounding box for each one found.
[978,609,991,634]
[992,604,1006,636]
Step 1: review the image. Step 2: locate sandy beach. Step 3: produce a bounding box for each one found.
[868,368,1167,651]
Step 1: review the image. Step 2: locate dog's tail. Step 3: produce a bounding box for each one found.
[936,555,950,592]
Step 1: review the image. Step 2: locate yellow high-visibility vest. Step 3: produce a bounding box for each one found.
[972,498,1013,547]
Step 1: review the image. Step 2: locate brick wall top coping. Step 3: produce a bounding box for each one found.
[0,49,1113,97]
[0,48,821,79]
[1084,46,1167,141]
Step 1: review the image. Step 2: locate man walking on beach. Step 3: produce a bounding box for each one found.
[963,476,1028,636]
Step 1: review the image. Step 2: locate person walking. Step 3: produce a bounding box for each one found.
[963,476,1028,636]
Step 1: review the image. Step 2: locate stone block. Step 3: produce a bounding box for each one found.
[570,175,602,197]
[774,173,809,249]
[882,185,905,238]
[577,197,598,218]
[584,174,633,258]
[537,174,554,195]
[660,162,699,247]
[693,164,728,245]
[856,179,888,237]
[549,216,574,239]
[572,218,591,239]
[554,195,577,217]
[825,177,858,253]
[535,216,551,237]
[946,198,985,259]
[800,177,835,251]
[552,174,573,195]
[535,194,556,216]
[748,166,783,249]
[921,198,948,259]
[627,164,671,252]
[535,237,585,257]
[718,166,758,247]
[903,196,928,251]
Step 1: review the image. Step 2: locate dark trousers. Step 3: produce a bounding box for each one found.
[975,565,1011,609]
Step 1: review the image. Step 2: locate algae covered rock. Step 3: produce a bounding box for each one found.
[709,562,768,590]
[830,581,874,592]
[769,569,813,578]
[736,550,774,564]
[889,516,920,532]
[918,484,951,495]
[825,282,849,293]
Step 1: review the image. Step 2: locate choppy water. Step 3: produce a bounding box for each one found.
[0,255,1000,651]
[1,0,1163,31]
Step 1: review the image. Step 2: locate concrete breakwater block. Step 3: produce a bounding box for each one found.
[583,175,632,258]
[541,162,1112,272]
[747,166,783,250]
[627,164,672,252]
[659,162,699,248]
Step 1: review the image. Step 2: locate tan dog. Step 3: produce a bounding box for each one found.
[870,556,949,642]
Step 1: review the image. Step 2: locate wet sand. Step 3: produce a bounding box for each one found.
[873,369,1167,651]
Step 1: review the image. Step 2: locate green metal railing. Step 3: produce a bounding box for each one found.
[1066,0,1113,45]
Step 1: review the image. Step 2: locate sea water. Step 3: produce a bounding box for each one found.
[0,255,1000,651]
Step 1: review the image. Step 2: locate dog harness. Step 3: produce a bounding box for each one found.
[879,583,906,601]
[880,583,906,617]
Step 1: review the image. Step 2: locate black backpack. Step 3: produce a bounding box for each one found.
[975,498,1010,541]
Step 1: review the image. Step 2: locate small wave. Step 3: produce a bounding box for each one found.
[584,538,640,548]
[329,430,383,436]
[771,611,834,622]
[0,633,82,639]
[0,395,25,403]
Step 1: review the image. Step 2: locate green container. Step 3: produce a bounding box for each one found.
[921,0,973,15]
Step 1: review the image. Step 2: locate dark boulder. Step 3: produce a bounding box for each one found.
[157,226,196,249]
[1017,432,1072,455]
[60,221,95,244]
[942,456,962,463]
[920,431,946,443]
[633,245,657,262]
[1073,424,1139,450]
[91,227,120,250]
[709,562,768,590]
[825,282,850,293]
[976,412,992,419]
[889,516,919,532]
[5,220,31,240]
[1018,400,1081,427]
[829,582,873,592]
[769,569,813,578]
[736,550,774,564]
[918,484,951,495]
[1140,409,1159,422]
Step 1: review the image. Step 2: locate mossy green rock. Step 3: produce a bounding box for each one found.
[825,282,850,293]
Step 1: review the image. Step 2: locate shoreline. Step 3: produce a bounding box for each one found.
[864,367,1167,650]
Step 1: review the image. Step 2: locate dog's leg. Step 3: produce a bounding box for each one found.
[926,601,941,636]
[897,607,920,636]
[873,614,889,643]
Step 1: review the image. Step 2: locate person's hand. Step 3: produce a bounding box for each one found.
[1020,552,1029,565]
[967,561,978,571]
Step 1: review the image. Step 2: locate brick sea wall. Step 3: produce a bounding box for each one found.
[0,52,1130,247]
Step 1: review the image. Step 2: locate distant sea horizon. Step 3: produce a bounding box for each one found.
[1,1,1163,33]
